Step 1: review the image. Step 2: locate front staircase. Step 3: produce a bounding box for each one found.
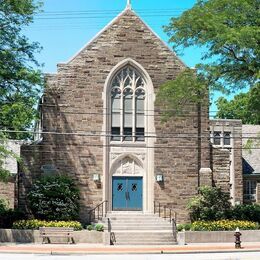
[100,212,177,245]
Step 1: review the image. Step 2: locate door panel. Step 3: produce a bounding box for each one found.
[127,177,142,210]
[112,177,127,210]
[112,176,143,211]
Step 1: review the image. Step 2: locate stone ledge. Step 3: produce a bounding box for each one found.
[177,230,260,245]
[0,229,103,244]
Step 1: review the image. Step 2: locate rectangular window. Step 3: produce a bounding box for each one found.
[243,180,257,201]
[136,128,145,142]
[213,131,221,145]
[224,132,231,146]
[123,127,132,141]
[111,127,120,141]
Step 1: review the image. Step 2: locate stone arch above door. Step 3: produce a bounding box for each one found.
[111,155,144,177]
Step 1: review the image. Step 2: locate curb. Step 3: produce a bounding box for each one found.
[1,248,260,255]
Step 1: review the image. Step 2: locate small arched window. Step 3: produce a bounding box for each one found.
[111,66,145,142]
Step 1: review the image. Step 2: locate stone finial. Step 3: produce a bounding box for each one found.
[126,0,132,10]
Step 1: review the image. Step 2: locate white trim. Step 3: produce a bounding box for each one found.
[110,153,144,172]
[102,59,155,213]
[126,0,132,10]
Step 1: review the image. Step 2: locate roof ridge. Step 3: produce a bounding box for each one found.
[63,7,186,68]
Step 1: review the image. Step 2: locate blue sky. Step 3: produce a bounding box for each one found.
[24,0,230,115]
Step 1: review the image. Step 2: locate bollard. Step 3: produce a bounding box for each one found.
[234,227,242,249]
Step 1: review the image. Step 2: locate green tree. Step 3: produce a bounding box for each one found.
[0,0,43,180]
[187,186,231,221]
[0,0,43,139]
[216,85,260,124]
[164,0,259,92]
[158,0,259,113]
[156,68,208,117]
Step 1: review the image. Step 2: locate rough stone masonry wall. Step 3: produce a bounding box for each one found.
[0,179,16,209]
[20,9,210,223]
[210,119,243,204]
[0,141,21,208]
[212,147,230,193]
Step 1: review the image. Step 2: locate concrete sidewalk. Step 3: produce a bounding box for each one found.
[0,242,260,255]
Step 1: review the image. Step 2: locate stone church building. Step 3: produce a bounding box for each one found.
[17,2,247,229]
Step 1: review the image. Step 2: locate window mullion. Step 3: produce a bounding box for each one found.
[133,72,136,142]
[120,81,124,142]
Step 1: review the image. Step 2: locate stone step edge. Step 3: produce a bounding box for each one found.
[105,230,174,233]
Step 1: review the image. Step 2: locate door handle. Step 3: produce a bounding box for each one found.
[127,191,130,200]
[125,192,128,200]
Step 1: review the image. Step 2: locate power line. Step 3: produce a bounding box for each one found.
[1,129,259,139]
[38,8,187,14]
[20,144,260,152]
[33,14,179,20]
[35,9,186,16]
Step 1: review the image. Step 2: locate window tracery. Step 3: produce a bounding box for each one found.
[111,66,145,142]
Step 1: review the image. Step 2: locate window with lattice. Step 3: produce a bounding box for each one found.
[111,66,145,142]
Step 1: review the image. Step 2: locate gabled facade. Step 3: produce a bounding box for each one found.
[18,5,247,223]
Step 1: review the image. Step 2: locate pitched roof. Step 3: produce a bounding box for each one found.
[64,7,186,67]
[242,125,260,174]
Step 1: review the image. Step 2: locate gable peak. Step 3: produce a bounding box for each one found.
[125,0,132,10]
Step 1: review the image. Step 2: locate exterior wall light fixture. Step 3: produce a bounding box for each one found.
[156,174,164,182]
[93,174,101,182]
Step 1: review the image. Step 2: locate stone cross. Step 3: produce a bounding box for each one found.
[126,0,132,9]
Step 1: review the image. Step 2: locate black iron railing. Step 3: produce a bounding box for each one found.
[154,201,177,223]
[154,201,177,239]
[107,218,116,245]
[88,200,108,223]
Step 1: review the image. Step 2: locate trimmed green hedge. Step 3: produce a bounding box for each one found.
[177,220,259,231]
[13,219,83,230]
[86,224,104,232]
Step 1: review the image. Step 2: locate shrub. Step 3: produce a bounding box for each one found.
[0,198,8,213]
[95,224,104,232]
[177,223,192,232]
[229,204,260,223]
[28,175,80,221]
[13,219,83,230]
[87,224,94,231]
[191,220,259,231]
[0,198,25,228]
[187,186,231,221]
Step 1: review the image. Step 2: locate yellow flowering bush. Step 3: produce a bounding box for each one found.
[191,220,259,231]
[13,219,83,230]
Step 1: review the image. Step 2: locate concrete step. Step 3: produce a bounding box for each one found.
[105,218,168,222]
[114,241,177,245]
[105,225,172,231]
[100,213,177,245]
[112,232,177,245]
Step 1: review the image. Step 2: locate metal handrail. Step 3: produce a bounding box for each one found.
[153,201,177,223]
[154,201,177,239]
[88,200,108,223]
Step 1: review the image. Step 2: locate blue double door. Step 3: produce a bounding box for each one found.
[112,177,143,211]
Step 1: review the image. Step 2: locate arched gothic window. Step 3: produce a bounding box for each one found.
[111,66,145,142]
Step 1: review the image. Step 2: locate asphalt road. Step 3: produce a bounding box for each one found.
[2,252,260,260]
